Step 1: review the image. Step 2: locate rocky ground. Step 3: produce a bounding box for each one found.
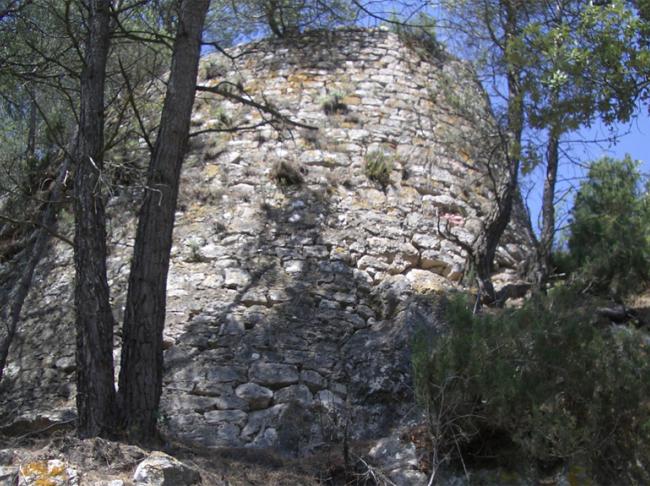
[0,427,429,485]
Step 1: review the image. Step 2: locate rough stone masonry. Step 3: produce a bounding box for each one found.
[0,28,533,460]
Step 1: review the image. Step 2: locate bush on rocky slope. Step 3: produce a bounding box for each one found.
[413,287,650,484]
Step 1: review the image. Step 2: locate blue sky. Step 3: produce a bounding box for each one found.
[358,1,650,239]
[523,111,650,235]
[210,2,648,239]
[578,114,649,166]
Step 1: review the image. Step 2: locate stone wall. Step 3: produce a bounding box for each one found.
[0,28,533,460]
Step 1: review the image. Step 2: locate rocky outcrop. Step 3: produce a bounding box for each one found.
[0,28,533,459]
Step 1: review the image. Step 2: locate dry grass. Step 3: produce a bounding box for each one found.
[0,430,391,485]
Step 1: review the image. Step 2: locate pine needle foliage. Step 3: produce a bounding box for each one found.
[568,155,650,297]
[413,289,650,483]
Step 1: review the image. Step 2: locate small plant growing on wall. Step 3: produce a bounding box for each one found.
[301,127,322,148]
[203,59,225,80]
[186,239,206,263]
[270,160,305,187]
[210,105,232,128]
[320,91,347,115]
[364,151,393,188]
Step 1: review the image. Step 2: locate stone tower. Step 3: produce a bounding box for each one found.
[0,28,532,458]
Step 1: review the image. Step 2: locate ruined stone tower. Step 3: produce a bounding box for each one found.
[0,28,532,460]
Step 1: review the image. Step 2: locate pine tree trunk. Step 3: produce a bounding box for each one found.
[73,0,116,438]
[117,0,209,443]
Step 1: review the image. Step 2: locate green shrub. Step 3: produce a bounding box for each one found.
[568,155,650,297]
[270,160,304,187]
[413,288,650,483]
[389,12,441,58]
[203,60,225,80]
[319,91,347,115]
[364,151,393,188]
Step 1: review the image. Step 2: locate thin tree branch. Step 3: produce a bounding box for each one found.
[196,81,318,131]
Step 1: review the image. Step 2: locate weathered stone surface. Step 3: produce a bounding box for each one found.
[0,450,13,466]
[300,370,327,391]
[368,437,419,472]
[133,452,201,486]
[388,469,428,486]
[249,362,299,387]
[0,28,533,461]
[235,383,273,410]
[204,409,248,427]
[315,390,344,411]
[223,268,252,289]
[160,393,222,413]
[241,404,288,442]
[0,466,18,485]
[17,460,79,486]
[367,435,427,486]
[274,384,313,406]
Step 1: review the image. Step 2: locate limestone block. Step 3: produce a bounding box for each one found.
[160,393,222,413]
[167,413,202,432]
[303,245,329,258]
[18,460,79,486]
[274,384,313,406]
[191,381,233,399]
[0,466,18,485]
[419,250,450,272]
[133,452,200,486]
[213,394,249,411]
[357,255,389,271]
[315,390,344,411]
[318,299,340,310]
[235,383,273,410]
[241,404,288,440]
[412,233,440,250]
[204,409,248,427]
[405,269,449,293]
[54,356,75,372]
[368,437,419,471]
[178,422,243,448]
[388,254,416,275]
[300,370,327,392]
[249,362,299,387]
[388,469,428,486]
[198,243,228,260]
[332,291,356,304]
[239,288,268,306]
[223,268,252,289]
[283,260,304,274]
[330,382,347,397]
[267,287,291,303]
[248,427,278,448]
[205,366,246,383]
[0,450,13,466]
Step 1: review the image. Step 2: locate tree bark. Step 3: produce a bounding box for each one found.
[535,124,560,287]
[73,0,116,438]
[118,0,209,443]
[471,0,524,305]
[26,90,36,158]
[0,157,69,382]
